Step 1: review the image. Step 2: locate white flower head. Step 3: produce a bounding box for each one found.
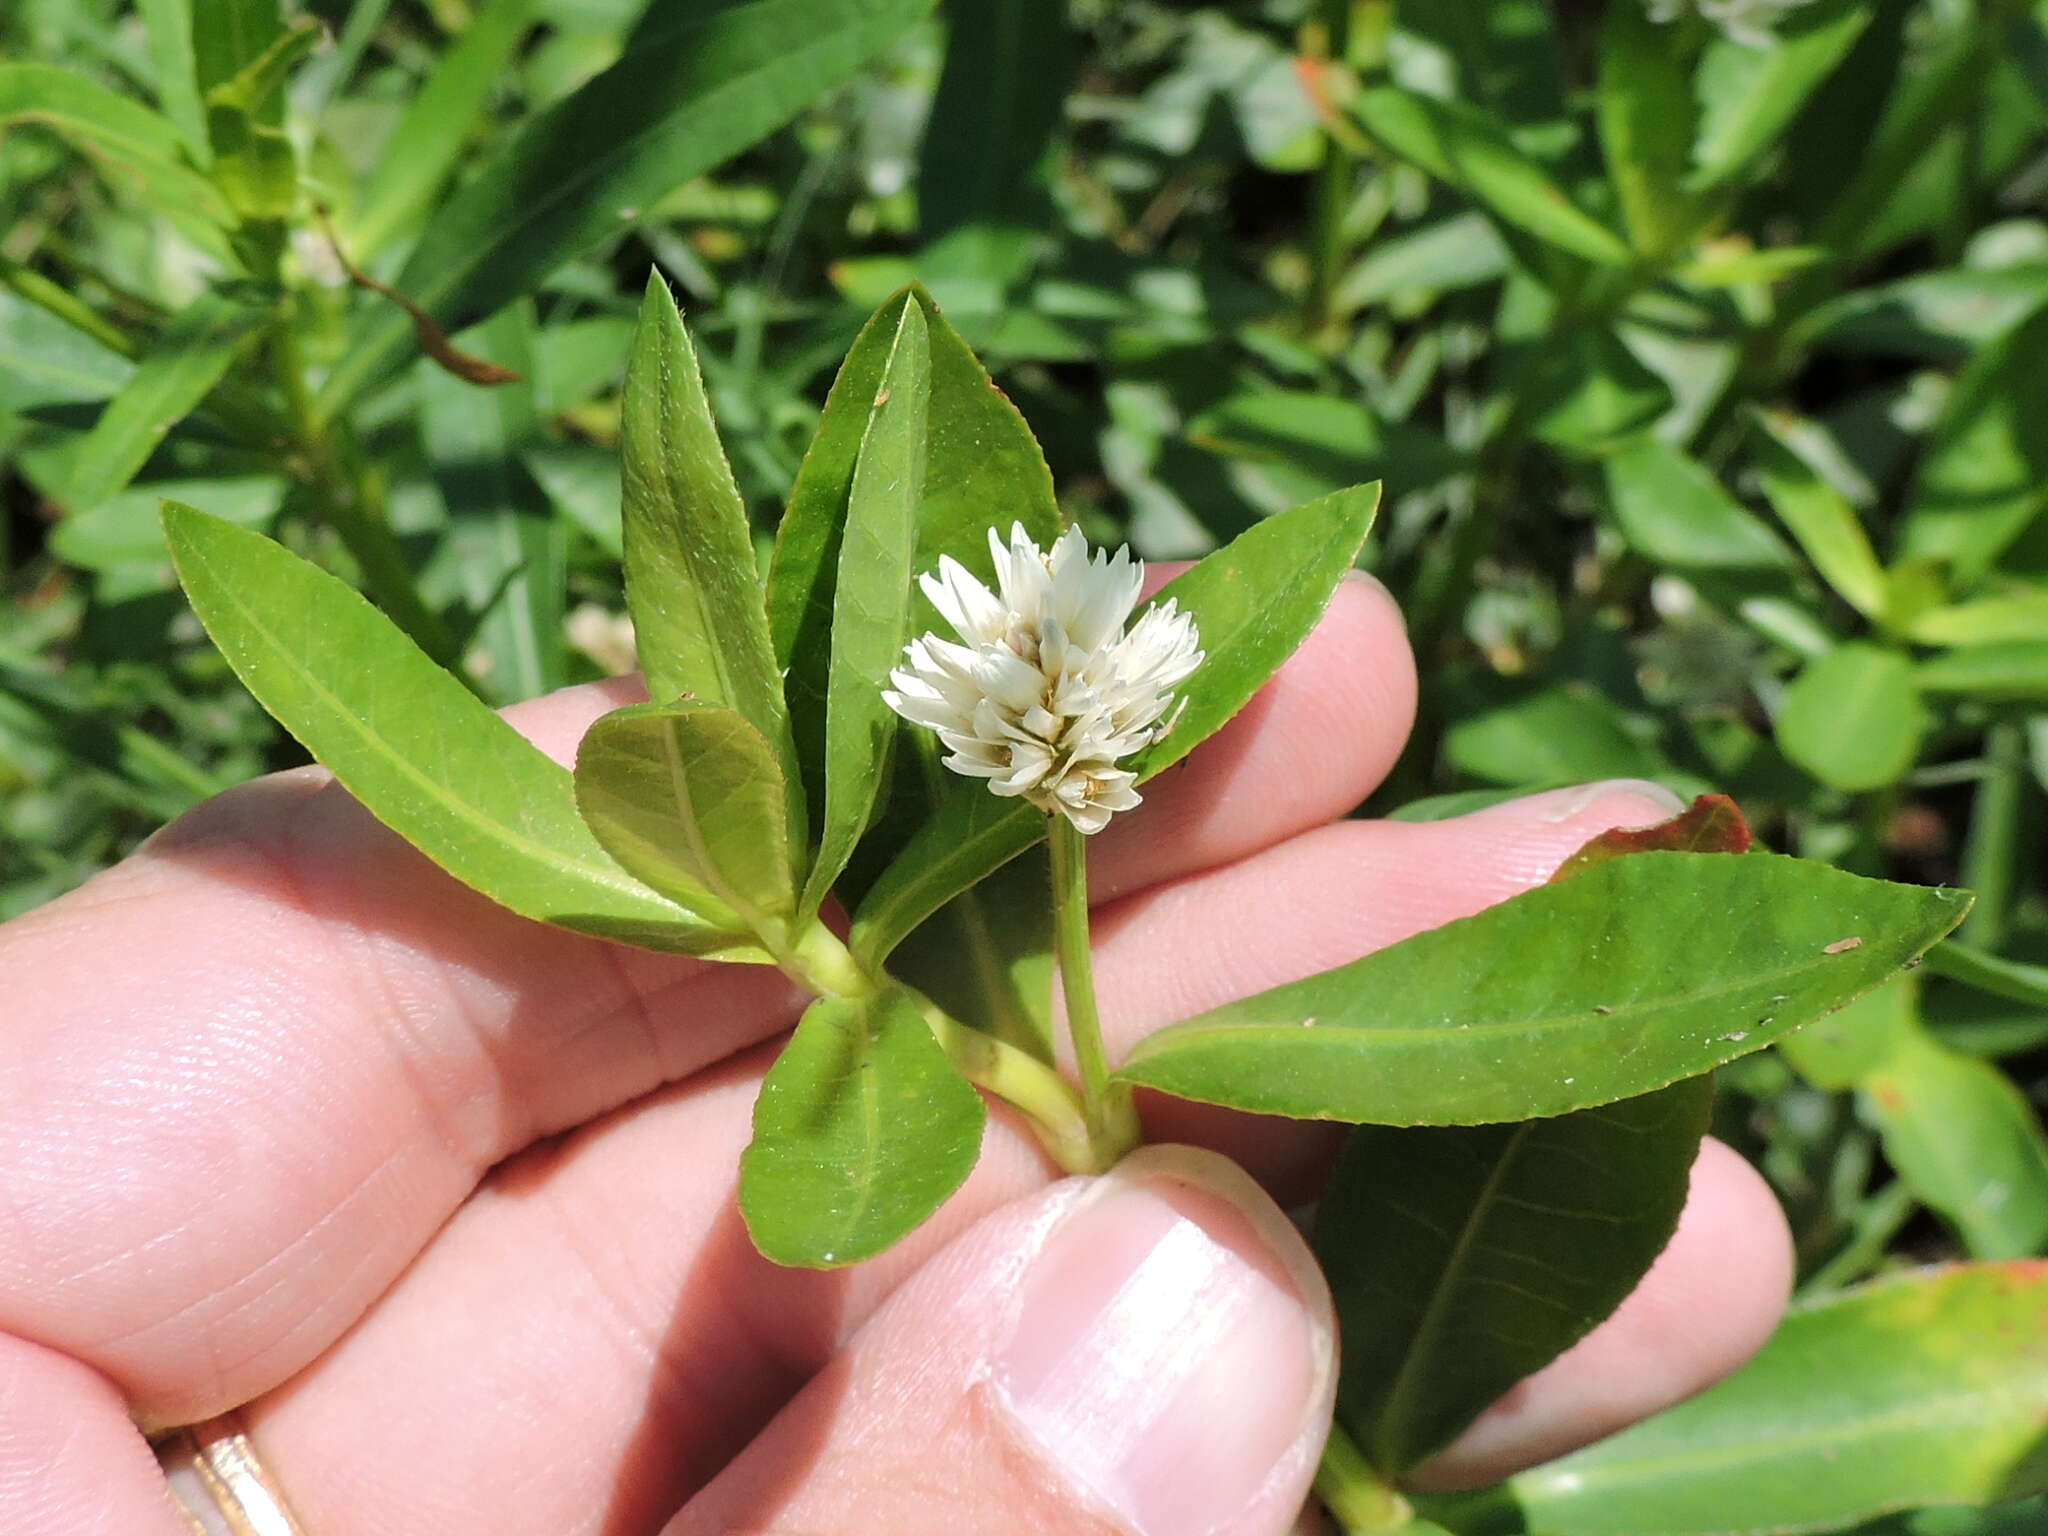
[883,524,1203,835]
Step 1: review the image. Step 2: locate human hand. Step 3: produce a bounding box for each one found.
[0,574,1791,1536]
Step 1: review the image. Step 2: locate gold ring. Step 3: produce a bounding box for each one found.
[156,1412,310,1536]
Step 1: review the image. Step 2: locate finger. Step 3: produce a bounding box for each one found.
[1409,1136,1794,1490]
[668,1145,1336,1536]
[0,1331,185,1536]
[243,780,1723,1532]
[0,579,1400,1427]
[1091,571,1416,903]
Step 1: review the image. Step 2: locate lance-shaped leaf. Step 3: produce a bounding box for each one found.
[574,700,799,938]
[1510,1263,2048,1535]
[1352,87,1631,266]
[321,0,934,408]
[1318,1078,1712,1474]
[848,483,1380,966]
[620,276,805,850]
[1116,853,1968,1125]
[1598,1,1697,259]
[741,989,986,1267]
[66,288,266,510]
[767,286,1059,834]
[803,300,929,915]
[162,504,741,955]
[1688,0,1873,192]
[1751,419,1889,623]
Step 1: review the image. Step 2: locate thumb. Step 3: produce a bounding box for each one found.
[670,1145,1338,1536]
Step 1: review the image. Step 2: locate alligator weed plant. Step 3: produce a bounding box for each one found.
[164,279,1970,1530]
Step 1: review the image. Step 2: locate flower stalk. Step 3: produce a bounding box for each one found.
[1050,815,1141,1169]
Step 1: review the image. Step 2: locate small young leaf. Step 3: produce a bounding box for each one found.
[1116,853,1969,1124]
[1776,644,1926,792]
[804,300,930,915]
[1318,1078,1712,1474]
[1510,1264,2048,1534]
[849,483,1380,966]
[1351,87,1631,267]
[574,699,800,936]
[741,989,986,1267]
[1550,794,1752,882]
[620,276,805,847]
[163,504,737,954]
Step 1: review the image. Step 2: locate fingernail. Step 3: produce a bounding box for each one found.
[1471,778,1686,827]
[993,1146,1335,1536]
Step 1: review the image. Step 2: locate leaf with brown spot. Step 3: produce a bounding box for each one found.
[1549,793,1752,884]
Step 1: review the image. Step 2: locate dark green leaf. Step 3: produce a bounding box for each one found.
[1318,1079,1711,1473]
[137,0,206,159]
[1116,852,1968,1124]
[322,0,934,407]
[192,0,282,97]
[66,288,266,511]
[1352,87,1630,266]
[1528,331,1673,455]
[1688,0,1873,191]
[804,301,929,915]
[1925,942,2048,1008]
[1899,300,2048,583]
[916,0,1074,242]
[741,988,985,1267]
[574,699,798,934]
[1776,644,1926,793]
[619,275,802,841]
[1446,686,1669,787]
[1510,1264,2048,1534]
[162,505,731,953]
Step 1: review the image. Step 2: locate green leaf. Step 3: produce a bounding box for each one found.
[1115,852,1968,1124]
[916,0,1075,242]
[1599,2,1698,258]
[1352,86,1631,266]
[848,483,1381,966]
[418,306,565,704]
[0,64,235,244]
[1186,395,1466,496]
[1917,641,2048,699]
[1688,0,1873,191]
[65,289,267,512]
[347,0,540,260]
[574,699,798,934]
[192,0,282,98]
[1446,686,1669,787]
[1899,300,2048,584]
[1510,1264,2048,1535]
[1528,331,1674,455]
[767,286,1059,846]
[1604,438,1794,571]
[1318,1079,1711,1474]
[0,290,134,412]
[1908,595,2048,648]
[162,505,732,953]
[322,0,935,408]
[137,0,207,160]
[804,300,930,915]
[741,988,985,1267]
[619,275,803,844]
[1864,1024,2048,1260]
[1776,644,1927,792]
[1925,942,2048,1008]
[1751,418,1890,622]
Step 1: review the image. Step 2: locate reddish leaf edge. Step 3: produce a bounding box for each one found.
[1549,793,1753,884]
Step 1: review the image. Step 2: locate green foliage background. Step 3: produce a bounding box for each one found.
[5,1,2048,1529]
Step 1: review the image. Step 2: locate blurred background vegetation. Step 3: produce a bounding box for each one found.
[4,0,2048,1495]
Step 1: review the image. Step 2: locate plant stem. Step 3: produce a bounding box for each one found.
[0,254,140,358]
[1960,722,2024,954]
[1049,815,1142,1167]
[1315,1422,1413,1534]
[922,1001,1100,1174]
[271,310,470,676]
